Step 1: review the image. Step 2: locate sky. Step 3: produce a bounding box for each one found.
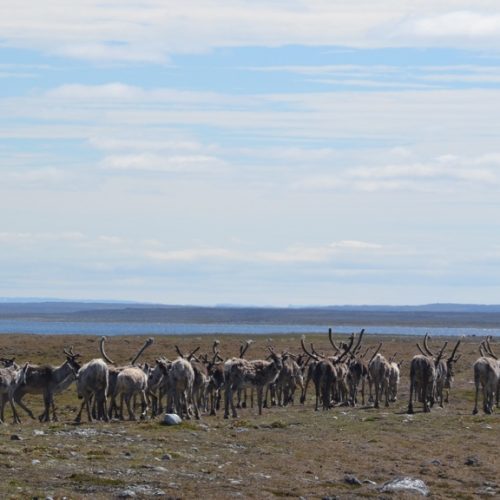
[2,1,500,306]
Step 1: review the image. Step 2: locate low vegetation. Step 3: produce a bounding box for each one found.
[0,333,498,499]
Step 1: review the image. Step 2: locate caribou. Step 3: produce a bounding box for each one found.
[0,362,29,424]
[387,353,403,403]
[473,337,500,415]
[13,347,81,422]
[368,344,391,409]
[75,358,109,423]
[200,341,225,416]
[98,336,154,419]
[300,332,356,410]
[407,334,448,413]
[224,346,283,418]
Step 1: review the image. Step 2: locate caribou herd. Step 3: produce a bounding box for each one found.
[0,331,498,424]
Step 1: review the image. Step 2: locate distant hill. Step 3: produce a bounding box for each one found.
[1,301,500,328]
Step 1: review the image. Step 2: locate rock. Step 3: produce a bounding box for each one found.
[344,474,362,486]
[10,434,22,441]
[153,466,167,473]
[33,430,45,436]
[430,459,442,466]
[465,456,480,466]
[379,477,430,496]
[118,490,136,498]
[477,486,497,497]
[162,453,172,461]
[31,459,41,465]
[162,413,182,425]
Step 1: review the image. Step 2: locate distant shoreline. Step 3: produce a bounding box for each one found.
[2,302,500,329]
[0,319,498,337]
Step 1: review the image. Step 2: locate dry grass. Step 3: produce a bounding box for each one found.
[0,333,498,499]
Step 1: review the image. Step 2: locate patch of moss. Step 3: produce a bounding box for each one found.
[68,473,126,487]
[270,420,288,429]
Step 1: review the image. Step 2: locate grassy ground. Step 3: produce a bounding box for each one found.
[0,333,498,499]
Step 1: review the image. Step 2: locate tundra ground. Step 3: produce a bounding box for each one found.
[0,333,498,499]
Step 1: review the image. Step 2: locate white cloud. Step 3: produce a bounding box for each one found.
[89,137,205,152]
[46,83,145,100]
[2,2,500,63]
[101,153,226,173]
[145,240,386,264]
[145,248,236,262]
[58,43,167,64]
[409,11,500,39]
[292,153,500,193]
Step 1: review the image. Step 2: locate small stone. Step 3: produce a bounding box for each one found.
[31,459,41,465]
[344,474,362,486]
[162,454,172,461]
[118,490,136,498]
[153,466,167,473]
[477,486,496,497]
[10,434,22,441]
[465,456,480,466]
[430,460,442,466]
[162,413,182,425]
[33,430,45,436]
[380,477,430,496]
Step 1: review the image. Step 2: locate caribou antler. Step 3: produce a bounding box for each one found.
[300,336,319,361]
[310,343,325,359]
[212,340,220,354]
[63,345,81,360]
[360,346,371,359]
[484,336,498,359]
[435,341,448,362]
[479,342,486,357]
[174,344,200,361]
[130,337,154,365]
[416,343,428,356]
[187,346,200,361]
[239,339,253,358]
[337,333,355,362]
[328,328,340,353]
[99,336,115,364]
[447,339,461,362]
[352,329,365,355]
[423,333,434,356]
[369,342,382,363]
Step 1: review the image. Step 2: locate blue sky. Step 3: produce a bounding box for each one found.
[2,1,500,305]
